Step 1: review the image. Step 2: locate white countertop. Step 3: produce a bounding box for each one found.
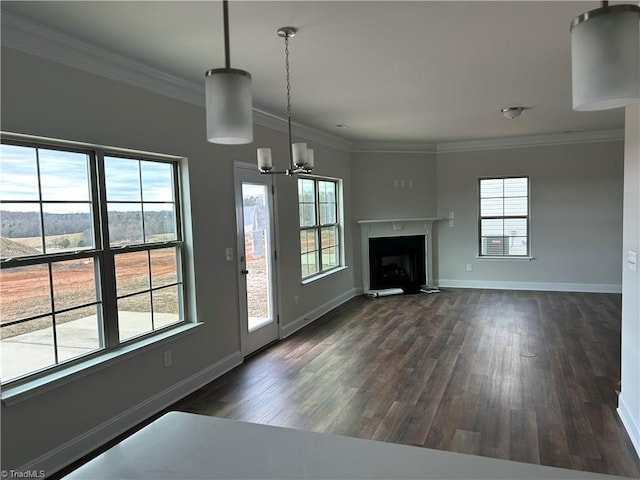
[65,411,626,480]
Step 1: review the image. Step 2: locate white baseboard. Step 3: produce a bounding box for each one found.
[618,394,640,457]
[280,288,361,339]
[437,279,622,294]
[22,351,243,477]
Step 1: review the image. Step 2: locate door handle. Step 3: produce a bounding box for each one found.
[241,268,249,275]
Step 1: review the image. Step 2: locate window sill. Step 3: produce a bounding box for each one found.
[1,322,202,407]
[476,256,534,261]
[302,266,348,285]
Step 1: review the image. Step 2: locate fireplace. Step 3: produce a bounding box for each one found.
[357,217,440,294]
[369,235,426,293]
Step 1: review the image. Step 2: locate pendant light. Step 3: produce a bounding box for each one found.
[570,1,640,111]
[257,27,314,176]
[205,0,253,144]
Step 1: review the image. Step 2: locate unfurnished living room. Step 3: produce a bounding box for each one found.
[1,1,639,479]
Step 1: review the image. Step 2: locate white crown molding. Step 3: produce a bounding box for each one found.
[435,129,625,153]
[1,11,351,151]
[253,108,352,151]
[1,11,625,155]
[350,141,438,154]
[1,11,205,107]
[348,129,624,154]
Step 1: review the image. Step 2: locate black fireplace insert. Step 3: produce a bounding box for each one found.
[369,235,426,294]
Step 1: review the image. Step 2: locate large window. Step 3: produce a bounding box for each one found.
[298,177,342,279]
[479,176,529,256]
[0,138,186,385]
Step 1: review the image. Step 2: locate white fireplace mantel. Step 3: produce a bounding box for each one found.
[358,217,441,293]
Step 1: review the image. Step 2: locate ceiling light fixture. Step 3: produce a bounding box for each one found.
[501,107,525,119]
[257,27,314,176]
[570,1,640,111]
[205,0,253,144]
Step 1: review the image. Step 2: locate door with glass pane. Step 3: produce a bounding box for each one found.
[234,163,278,356]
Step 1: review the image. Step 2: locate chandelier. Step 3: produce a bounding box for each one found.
[257,27,314,175]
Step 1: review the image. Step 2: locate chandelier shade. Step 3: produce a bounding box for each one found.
[257,148,272,171]
[570,4,640,111]
[292,143,307,168]
[205,0,253,144]
[205,68,253,144]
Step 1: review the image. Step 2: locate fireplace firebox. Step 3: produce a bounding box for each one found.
[369,235,426,294]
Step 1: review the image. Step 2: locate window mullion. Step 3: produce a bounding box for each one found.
[95,150,120,348]
[47,262,60,364]
[35,148,47,255]
[147,250,155,330]
[314,180,321,272]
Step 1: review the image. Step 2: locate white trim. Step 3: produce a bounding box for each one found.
[1,11,204,107]
[16,351,243,477]
[1,12,350,152]
[253,108,352,152]
[301,265,348,285]
[618,395,640,457]
[357,217,442,224]
[280,288,360,339]
[435,129,624,153]
[437,279,622,293]
[350,142,438,154]
[347,130,624,153]
[476,256,534,261]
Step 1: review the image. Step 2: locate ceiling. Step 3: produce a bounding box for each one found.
[0,1,627,145]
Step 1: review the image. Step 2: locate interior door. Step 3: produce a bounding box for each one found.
[234,162,278,356]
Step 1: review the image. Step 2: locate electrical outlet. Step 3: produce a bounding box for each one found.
[163,350,172,368]
[466,264,473,272]
[294,295,299,306]
[225,248,233,261]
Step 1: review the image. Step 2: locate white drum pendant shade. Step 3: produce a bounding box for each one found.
[205,68,253,144]
[571,5,640,111]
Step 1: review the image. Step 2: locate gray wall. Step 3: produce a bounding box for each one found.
[436,142,624,291]
[0,47,356,472]
[620,103,640,454]
[350,151,438,287]
[350,151,438,221]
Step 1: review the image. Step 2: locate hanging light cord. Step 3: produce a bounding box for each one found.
[223,0,231,69]
[284,33,294,171]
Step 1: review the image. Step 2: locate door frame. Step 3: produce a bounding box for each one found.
[233,161,280,356]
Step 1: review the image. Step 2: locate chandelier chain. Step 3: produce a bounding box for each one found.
[285,35,291,120]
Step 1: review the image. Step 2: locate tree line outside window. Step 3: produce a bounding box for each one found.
[0,137,186,384]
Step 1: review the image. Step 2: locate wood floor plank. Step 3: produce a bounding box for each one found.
[169,289,640,478]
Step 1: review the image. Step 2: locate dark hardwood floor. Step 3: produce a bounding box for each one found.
[171,289,640,478]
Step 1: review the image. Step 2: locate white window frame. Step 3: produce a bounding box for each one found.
[0,134,189,388]
[298,175,344,281]
[478,176,530,258]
